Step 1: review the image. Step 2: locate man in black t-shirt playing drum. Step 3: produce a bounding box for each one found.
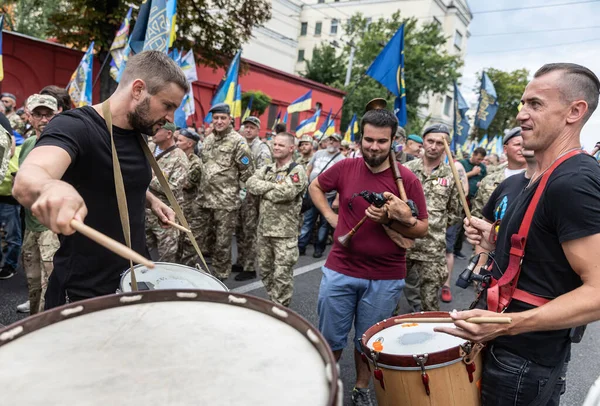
[13,51,188,308]
[437,63,600,405]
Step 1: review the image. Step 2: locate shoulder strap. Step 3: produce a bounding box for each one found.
[102,101,138,290]
[286,161,298,175]
[137,135,210,274]
[155,144,177,161]
[317,152,340,177]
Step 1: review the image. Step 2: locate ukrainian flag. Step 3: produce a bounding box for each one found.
[242,95,253,121]
[233,84,242,119]
[287,90,312,113]
[344,114,358,142]
[272,111,281,131]
[325,116,336,136]
[205,50,241,123]
[296,109,321,137]
[478,134,489,149]
[0,15,4,82]
[166,0,177,47]
[314,108,332,138]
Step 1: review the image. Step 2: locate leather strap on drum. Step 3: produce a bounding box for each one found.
[102,101,138,290]
[487,149,582,312]
[137,135,210,274]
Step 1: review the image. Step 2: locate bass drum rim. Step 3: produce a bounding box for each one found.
[118,262,228,292]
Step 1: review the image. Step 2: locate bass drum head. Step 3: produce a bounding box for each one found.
[119,262,228,292]
[0,291,340,406]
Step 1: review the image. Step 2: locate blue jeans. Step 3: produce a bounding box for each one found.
[481,345,568,406]
[0,203,22,269]
[298,195,334,253]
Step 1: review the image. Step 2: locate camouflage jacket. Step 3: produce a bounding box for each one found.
[246,160,308,238]
[405,159,463,261]
[7,112,24,135]
[295,154,313,169]
[149,144,189,205]
[471,168,506,219]
[198,125,254,210]
[0,127,11,182]
[182,152,201,215]
[248,137,272,169]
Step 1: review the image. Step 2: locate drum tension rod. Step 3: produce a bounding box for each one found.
[370,350,385,390]
[413,354,430,396]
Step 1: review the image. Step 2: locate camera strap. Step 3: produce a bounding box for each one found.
[487,149,582,312]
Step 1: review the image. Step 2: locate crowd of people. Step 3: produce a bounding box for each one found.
[2,51,600,406]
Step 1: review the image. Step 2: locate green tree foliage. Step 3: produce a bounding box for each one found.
[242,90,271,116]
[1,0,63,38]
[303,43,346,85]
[473,68,530,139]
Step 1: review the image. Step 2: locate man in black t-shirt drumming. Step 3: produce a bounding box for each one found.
[437,63,600,405]
[13,51,188,308]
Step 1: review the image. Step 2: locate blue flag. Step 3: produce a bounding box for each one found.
[205,51,241,123]
[366,24,407,126]
[142,0,169,53]
[452,82,470,151]
[109,7,133,81]
[129,0,152,54]
[474,72,498,130]
[67,42,94,107]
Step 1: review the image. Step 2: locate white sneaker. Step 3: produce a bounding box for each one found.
[16,300,30,313]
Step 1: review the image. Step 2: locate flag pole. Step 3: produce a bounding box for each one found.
[92,52,112,89]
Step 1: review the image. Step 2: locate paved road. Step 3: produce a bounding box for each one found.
[1,243,598,405]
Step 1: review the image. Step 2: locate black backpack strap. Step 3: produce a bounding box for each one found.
[286,162,298,175]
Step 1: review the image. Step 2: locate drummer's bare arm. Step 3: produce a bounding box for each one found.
[145,191,175,227]
[13,145,86,235]
[435,233,600,343]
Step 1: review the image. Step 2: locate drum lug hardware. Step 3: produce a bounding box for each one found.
[461,342,484,365]
[370,350,385,390]
[413,354,430,396]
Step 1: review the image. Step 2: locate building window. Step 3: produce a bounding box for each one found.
[330,19,338,35]
[454,30,463,50]
[315,22,322,35]
[290,112,299,130]
[297,49,305,62]
[300,22,308,36]
[443,95,452,117]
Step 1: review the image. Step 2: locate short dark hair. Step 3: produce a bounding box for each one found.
[473,147,487,157]
[360,109,398,140]
[119,51,189,95]
[534,63,600,123]
[274,122,287,134]
[40,85,72,111]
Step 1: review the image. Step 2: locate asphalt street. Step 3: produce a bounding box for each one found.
[0,243,598,405]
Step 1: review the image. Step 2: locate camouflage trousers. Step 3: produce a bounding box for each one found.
[178,210,204,267]
[402,258,449,312]
[145,209,180,263]
[257,235,299,307]
[234,194,259,273]
[197,208,237,279]
[22,229,60,315]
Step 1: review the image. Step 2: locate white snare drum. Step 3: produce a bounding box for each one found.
[0,290,342,406]
[119,262,228,292]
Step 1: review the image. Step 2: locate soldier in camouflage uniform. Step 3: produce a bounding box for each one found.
[1,93,25,135]
[233,116,272,281]
[402,124,463,312]
[246,132,307,306]
[471,128,526,218]
[197,103,254,280]
[295,135,314,168]
[176,129,203,266]
[146,122,189,262]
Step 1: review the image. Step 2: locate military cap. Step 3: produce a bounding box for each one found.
[298,135,313,144]
[242,116,261,128]
[422,123,450,138]
[162,122,177,131]
[180,129,200,142]
[328,133,343,142]
[0,93,16,101]
[365,98,388,112]
[407,134,424,144]
[26,94,57,113]
[503,127,522,144]
[209,103,231,115]
[341,140,350,148]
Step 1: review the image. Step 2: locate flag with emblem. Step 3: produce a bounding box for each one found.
[474,72,498,130]
[67,42,95,107]
[109,7,133,81]
[452,82,470,152]
[296,109,321,137]
[142,0,169,53]
[174,49,197,128]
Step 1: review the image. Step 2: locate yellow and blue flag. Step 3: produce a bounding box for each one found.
[452,82,470,152]
[366,24,407,126]
[287,90,312,113]
[179,49,197,82]
[296,109,321,137]
[242,95,253,121]
[272,110,282,131]
[67,42,95,107]
[205,50,241,123]
[478,134,489,149]
[344,114,358,142]
[173,49,196,128]
[109,7,133,81]
[166,0,177,47]
[488,135,498,154]
[283,111,288,124]
[325,116,336,136]
[0,15,4,82]
[314,108,332,138]
[233,84,242,120]
[474,72,498,130]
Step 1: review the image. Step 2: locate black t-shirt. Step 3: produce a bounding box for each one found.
[490,153,600,366]
[482,172,529,223]
[36,106,152,298]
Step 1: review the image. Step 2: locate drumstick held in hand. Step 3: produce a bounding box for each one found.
[442,137,471,220]
[166,220,191,234]
[394,316,512,324]
[70,219,155,269]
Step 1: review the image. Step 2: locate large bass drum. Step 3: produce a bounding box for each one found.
[119,262,228,292]
[0,290,341,405]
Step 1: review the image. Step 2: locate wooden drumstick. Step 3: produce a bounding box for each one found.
[166,220,191,234]
[70,219,155,269]
[442,137,471,220]
[394,316,512,324]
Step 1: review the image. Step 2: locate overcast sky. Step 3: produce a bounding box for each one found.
[462,0,600,150]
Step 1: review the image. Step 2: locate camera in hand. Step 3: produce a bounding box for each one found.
[358,190,387,208]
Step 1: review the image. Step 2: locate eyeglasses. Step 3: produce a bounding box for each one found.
[31,112,55,120]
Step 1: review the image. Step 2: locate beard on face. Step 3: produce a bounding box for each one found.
[128,97,162,135]
[361,145,388,168]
